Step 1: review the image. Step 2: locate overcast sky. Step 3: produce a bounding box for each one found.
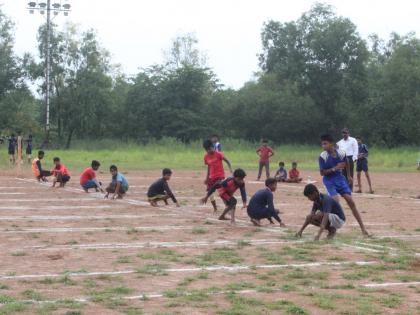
[1,0,419,88]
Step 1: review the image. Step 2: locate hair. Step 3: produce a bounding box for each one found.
[356,136,362,140]
[303,184,319,197]
[261,138,268,143]
[279,161,285,166]
[292,161,298,166]
[320,134,334,143]
[265,177,277,187]
[233,168,246,179]
[38,150,44,156]
[342,127,350,133]
[53,157,60,162]
[211,134,219,139]
[110,165,118,172]
[91,160,101,168]
[162,168,172,176]
[203,139,213,150]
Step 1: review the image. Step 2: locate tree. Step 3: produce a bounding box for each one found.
[259,3,369,133]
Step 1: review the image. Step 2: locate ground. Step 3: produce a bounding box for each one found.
[0,169,419,315]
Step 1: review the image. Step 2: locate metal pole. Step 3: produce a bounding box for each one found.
[45,0,51,144]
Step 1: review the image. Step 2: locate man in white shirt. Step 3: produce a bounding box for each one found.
[337,128,358,191]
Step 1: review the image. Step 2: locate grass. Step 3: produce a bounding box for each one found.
[3,138,419,172]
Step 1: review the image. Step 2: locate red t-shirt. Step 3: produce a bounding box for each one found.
[204,151,225,180]
[257,146,273,162]
[289,168,300,178]
[80,167,96,185]
[52,164,70,177]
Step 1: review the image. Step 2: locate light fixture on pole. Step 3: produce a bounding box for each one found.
[26,1,71,146]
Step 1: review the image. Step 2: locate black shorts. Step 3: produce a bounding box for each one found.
[58,175,71,183]
[356,159,368,172]
[26,148,32,155]
[8,149,15,155]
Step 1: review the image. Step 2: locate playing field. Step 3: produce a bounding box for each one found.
[0,169,419,314]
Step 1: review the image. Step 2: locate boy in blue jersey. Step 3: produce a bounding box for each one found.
[247,178,286,227]
[319,134,369,237]
[297,184,346,240]
[211,135,222,152]
[355,136,374,194]
[105,165,129,199]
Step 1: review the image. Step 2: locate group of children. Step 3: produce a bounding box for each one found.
[200,134,370,239]
[2,134,33,164]
[26,131,378,241]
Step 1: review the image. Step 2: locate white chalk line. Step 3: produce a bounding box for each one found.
[0,205,112,211]
[26,239,304,251]
[0,225,229,234]
[0,214,179,221]
[363,281,420,288]
[0,192,26,195]
[0,260,375,280]
[1,198,105,203]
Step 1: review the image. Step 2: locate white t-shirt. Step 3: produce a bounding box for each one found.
[337,137,358,161]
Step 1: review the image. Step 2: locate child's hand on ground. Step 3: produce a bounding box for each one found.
[242,203,247,209]
[314,235,320,241]
[279,222,286,228]
[200,196,208,205]
[176,202,181,208]
[295,231,302,238]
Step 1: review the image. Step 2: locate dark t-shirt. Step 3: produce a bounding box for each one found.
[312,193,346,221]
[247,188,282,223]
[147,178,177,203]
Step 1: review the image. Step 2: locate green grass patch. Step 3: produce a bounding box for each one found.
[193,247,243,266]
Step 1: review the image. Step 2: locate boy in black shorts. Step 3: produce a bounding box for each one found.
[296,184,346,240]
[355,137,373,194]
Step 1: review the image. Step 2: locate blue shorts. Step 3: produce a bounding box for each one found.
[323,175,352,197]
[82,180,98,189]
[357,159,368,172]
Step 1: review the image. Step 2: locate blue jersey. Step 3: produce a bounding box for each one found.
[112,173,129,189]
[358,144,368,159]
[312,193,346,221]
[213,142,222,152]
[319,149,347,179]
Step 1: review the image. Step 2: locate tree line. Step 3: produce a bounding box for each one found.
[1,3,420,148]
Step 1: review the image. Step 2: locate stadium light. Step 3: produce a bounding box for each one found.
[26,1,71,146]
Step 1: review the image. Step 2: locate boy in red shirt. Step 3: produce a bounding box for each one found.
[203,139,232,212]
[80,160,104,193]
[51,157,71,188]
[256,139,274,181]
[287,161,303,183]
[201,169,247,224]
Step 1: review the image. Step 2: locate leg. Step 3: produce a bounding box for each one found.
[209,194,217,212]
[356,171,362,193]
[257,162,263,180]
[365,171,374,194]
[342,193,369,237]
[265,162,270,179]
[219,197,237,221]
[348,158,354,191]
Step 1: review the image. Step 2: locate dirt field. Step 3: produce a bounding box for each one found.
[0,169,419,315]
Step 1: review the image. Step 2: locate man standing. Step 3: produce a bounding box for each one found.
[337,128,358,191]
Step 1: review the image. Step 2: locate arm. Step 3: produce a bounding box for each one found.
[320,163,345,176]
[164,181,179,206]
[93,178,104,193]
[223,157,233,173]
[204,166,210,184]
[296,208,316,237]
[315,214,329,241]
[112,181,121,199]
[36,160,43,173]
[201,180,225,204]
[345,158,352,181]
[269,148,274,157]
[267,191,282,224]
[353,139,359,161]
[239,185,247,208]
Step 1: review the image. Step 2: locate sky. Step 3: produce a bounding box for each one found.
[1,0,419,89]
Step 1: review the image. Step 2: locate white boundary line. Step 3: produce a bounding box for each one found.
[0,225,228,234]
[0,214,179,221]
[363,281,420,288]
[0,205,112,211]
[27,239,304,251]
[0,260,375,280]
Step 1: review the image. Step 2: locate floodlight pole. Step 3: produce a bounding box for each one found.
[45,0,51,144]
[27,1,71,147]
